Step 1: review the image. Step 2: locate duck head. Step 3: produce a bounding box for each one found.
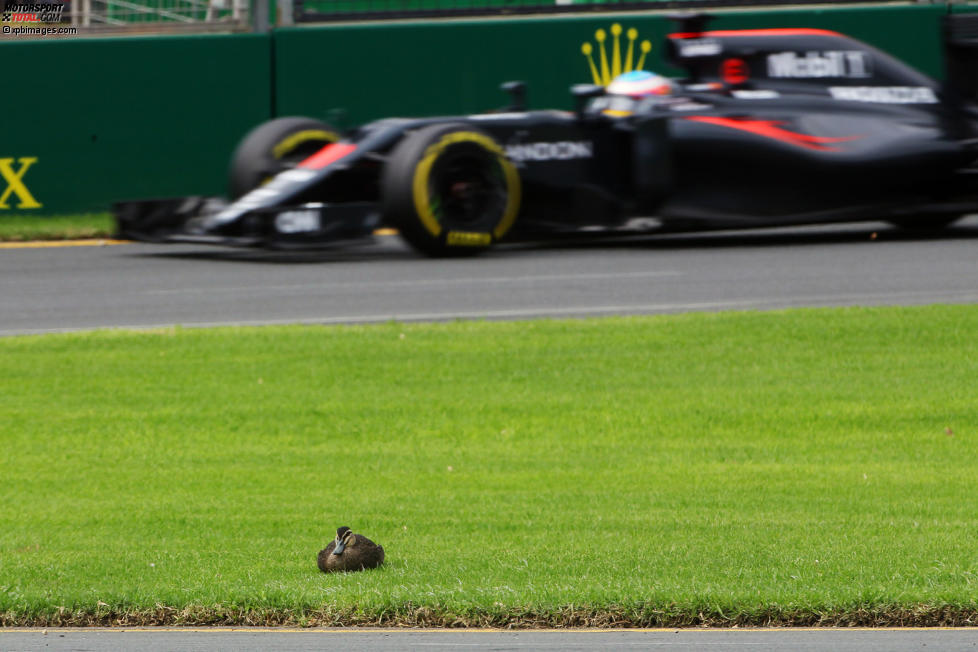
[332,526,355,555]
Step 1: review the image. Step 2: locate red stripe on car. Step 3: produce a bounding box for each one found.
[299,143,358,170]
[684,116,862,152]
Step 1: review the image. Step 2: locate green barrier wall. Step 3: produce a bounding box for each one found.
[0,5,959,214]
[0,34,272,214]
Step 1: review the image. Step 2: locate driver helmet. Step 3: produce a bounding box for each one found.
[606,70,675,98]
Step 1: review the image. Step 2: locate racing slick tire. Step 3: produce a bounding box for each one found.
[228,116,341,199]
[381,123,521,257]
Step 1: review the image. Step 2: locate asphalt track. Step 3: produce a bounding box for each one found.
[2,627,978,651]
[2,218,978,336]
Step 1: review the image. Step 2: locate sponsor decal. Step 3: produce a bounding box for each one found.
[505,141,593,162]
[731,89,780,99]
[721,58,749,84]
[0,157,41,209]
[828,86,938,104]
[274,208,322,234]
[677,38,721,58]
[580,23,653,86]
[767,50,870,79]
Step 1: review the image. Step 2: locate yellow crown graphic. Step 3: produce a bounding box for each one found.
[581,24,652,86]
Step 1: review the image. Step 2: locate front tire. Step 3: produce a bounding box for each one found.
[381,123,521,257]
[228,116,340,199]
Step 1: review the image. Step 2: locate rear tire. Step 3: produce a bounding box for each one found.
[381,123,521,257]
[228,116,340,199]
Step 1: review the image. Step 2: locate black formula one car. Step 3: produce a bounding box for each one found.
[115,13,978,256]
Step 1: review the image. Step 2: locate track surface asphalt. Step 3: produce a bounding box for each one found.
[2,219,978,336]
[3,221,977,649]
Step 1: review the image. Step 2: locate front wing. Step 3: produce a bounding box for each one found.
[114,197,381,249]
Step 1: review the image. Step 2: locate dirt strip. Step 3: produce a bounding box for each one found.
[4,605,978,628]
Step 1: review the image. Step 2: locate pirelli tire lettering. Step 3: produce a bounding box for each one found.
[0,157,41,210]
[381,124,521,256]
[445,231,493,246]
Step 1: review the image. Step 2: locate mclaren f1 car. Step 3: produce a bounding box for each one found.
[115,13,978,256]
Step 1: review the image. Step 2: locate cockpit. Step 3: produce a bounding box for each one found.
[588,70,680,118]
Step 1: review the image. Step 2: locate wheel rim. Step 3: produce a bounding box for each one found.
[427,144,508,230]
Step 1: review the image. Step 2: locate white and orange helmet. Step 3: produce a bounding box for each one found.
[606,70,676,98]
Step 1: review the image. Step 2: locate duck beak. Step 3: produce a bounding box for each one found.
[332,539,346,555]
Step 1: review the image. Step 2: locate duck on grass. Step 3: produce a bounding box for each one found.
[318,526,385,573]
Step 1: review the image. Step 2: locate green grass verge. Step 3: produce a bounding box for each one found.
[0,213,115,241]
[2,307,978,627]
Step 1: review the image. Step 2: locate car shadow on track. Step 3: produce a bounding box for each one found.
[129,236,420,265]
[127,219,978,263]
[511,219,978,254]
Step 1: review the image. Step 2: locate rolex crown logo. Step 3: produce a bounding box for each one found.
[581,24,652,86]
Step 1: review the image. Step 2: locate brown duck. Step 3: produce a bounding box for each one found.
[318,526,385,573]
